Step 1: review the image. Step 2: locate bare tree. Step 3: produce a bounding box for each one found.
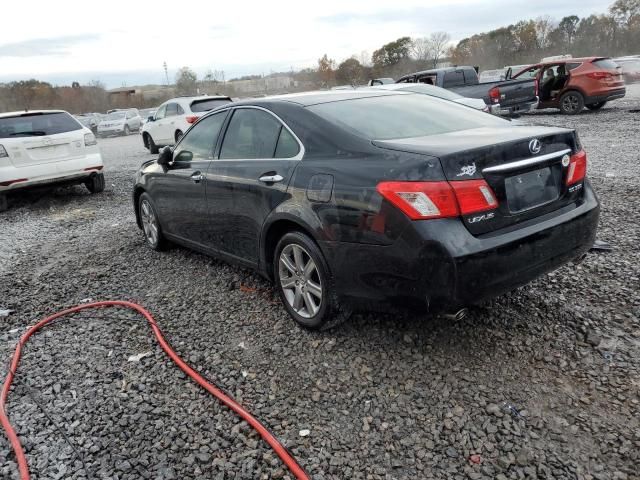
[535,16,557,50]
[429,32,451,68]
[411,37,431,63]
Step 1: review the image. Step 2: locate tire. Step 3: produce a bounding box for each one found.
[146,134,159,154]
[587,101,607,111]
[124,125,130,136]
[138,192,167,251]
[85,173,105,193]
[559,91,585,115]
[175,130,183,143]
[273,231,349,329]
[0,195,7,213]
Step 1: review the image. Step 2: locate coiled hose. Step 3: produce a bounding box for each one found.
[0,300,309,480]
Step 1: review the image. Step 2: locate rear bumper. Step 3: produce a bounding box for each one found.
[495,97,539,116]
[97,126,126,136]
[0,152,103,193]
[322,181,599,312]
[585,88,626,104]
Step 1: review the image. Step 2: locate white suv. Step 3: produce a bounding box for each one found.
[97,109,142,137]
[141,95,232,153]
[0,110,104,212]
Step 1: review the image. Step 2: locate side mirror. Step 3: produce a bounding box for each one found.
[148,116,154,122]
[157,146,173,166]
[174,150,193,163]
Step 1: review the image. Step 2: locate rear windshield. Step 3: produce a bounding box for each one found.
[308,94,506,140]
[593,59,620,70]
[0,112,82,139]
[396,84,463,101]
[190,98,231,112]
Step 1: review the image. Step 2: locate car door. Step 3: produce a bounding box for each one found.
[152,111,229,247]
[149,104,167,143]
[163,103,179,144]
[205,106,303,265]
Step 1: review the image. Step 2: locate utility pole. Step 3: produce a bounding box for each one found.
[163,62,169,86]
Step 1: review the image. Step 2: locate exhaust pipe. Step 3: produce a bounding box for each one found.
[441,308,469,321]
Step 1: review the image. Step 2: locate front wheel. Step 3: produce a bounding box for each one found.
[138,193,167,251]
[146,134,159,154]
[587,101,607,111]
[0,194,7,212]
[175,130,183,143]
[274,231,348,329]
[559,91,585,115]
[123,125,130,136]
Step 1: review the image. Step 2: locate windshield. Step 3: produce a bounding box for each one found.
[308,94,506,140]
[190,98,231,112]
[103,112,126,121]
[0,112,83,138]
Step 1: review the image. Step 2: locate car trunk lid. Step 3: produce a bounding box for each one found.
[373,126,583,235]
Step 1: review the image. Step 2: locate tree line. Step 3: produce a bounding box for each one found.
[0,0,637,113]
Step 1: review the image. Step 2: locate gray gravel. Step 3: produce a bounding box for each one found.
[1,86,639,479]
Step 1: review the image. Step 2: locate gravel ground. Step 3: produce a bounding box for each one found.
[1,86,639,480]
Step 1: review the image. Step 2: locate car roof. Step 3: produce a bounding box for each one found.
[0,109,67,119]
[236,89,406,107]
[536,57,606,65]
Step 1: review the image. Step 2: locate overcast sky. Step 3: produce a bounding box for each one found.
[0,0,612,88]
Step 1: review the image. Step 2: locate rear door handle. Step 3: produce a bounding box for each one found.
[259,174,284,183]
[191,172,204,183]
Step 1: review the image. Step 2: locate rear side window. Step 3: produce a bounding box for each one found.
[309,94,506,141]
[166,103,178,117]
[443,71,465,87]
[191,98,231,113]
[0,112,82,139]
[219,109,282,159]
[566,63,582,71]
[274,127,300,158]
[593,59,619,70]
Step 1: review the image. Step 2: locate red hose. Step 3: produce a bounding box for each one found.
[0,300,309,480]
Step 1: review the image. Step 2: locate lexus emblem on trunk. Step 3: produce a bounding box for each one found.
[529,139,542,155]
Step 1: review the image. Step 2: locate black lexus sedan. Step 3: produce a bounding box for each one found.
[133,90,599,329]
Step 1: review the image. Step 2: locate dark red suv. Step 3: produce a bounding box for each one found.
[513,57,626,114]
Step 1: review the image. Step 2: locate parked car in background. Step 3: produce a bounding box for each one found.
[367,83,495,113]
[97,110,142,137]
[141,95,232,153]
[479,65,531,83]
[512,57,625,114]
[396,66,538,116]
[74,113,100,134]
[613,57,640,84]
[0,110,104,211]
[133,90,599,329]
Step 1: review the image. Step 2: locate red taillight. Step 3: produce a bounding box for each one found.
[566,150,587,185]
[376,179,498,220]
[587,71,612,80]
[186,115,198,124]
[0,178,28,187]
[449,179,498,215]
[376,181,458,220]
[488,86,500,104]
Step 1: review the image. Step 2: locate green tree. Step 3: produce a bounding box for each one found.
[610,0,640,27]
[372,37,413,70]
[175,67,198,96]
[336,58,364,86]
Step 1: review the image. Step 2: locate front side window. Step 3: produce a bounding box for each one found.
[155,105,167,120]
[514,66,541,79]
[0,112,83,138]
[173,111,228,162]
[219,109,284,160]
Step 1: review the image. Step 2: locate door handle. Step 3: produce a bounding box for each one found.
[259,174,284,183]
[191,172,204,183]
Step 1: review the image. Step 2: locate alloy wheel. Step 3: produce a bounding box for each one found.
[563,95,579,113]
[140,199,159,246]
[278,244,323,319]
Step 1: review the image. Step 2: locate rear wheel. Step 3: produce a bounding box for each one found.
[138,193,167,251]
[587,101,607,111]
[274,231,349,329]
[559,91,584,115]
[175,130,183,143]
[146,134,159,154]
[85,173,105,193]
[0,195,7,213]
[123,125,130,136]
